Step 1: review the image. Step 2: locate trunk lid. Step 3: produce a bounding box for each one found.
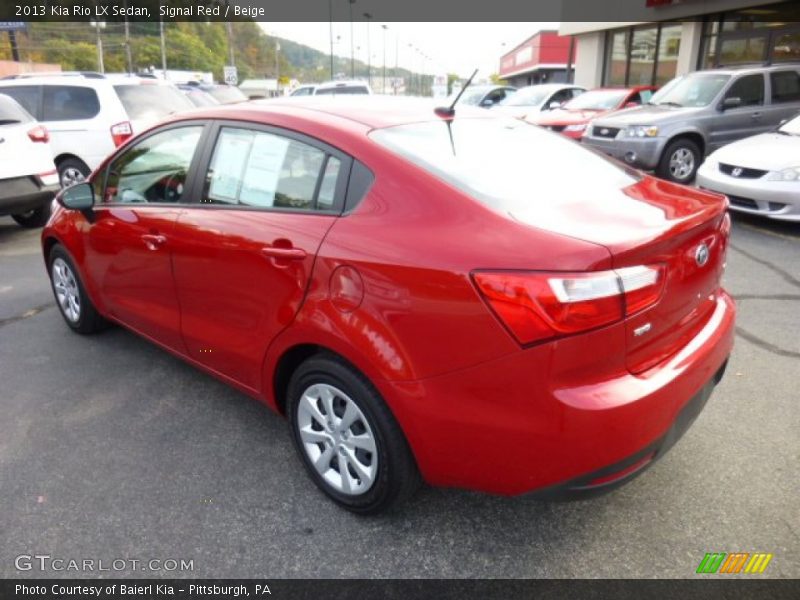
[509,175,729,373]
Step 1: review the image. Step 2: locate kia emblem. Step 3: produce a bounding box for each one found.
[695,243,710,267]
[731,167,743,177]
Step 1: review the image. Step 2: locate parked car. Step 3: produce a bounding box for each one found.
[290,84,317,97]
[0,94,59,227]
[313,80,372,96]
[491,83,585,118]
[446,84,517,108]
[42,98,735,513]
[177,85,220,108]
[697,111,800,221]
[530,86,658,140]
[583,65,800,183]
[179,81,248,104]
[0,72,195,187]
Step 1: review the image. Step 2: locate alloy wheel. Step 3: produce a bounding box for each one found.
[52,257,81,323]
[668,147,695,181]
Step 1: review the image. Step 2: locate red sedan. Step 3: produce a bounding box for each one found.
[529,86,658,140]
[42,98,734,513]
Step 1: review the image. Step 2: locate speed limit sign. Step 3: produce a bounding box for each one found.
[223,65,238,86]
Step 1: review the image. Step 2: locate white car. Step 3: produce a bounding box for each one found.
[697,113,800,222]
[0,72,195,187]
[312,80,372,95]
[0,94,59,228]
[491,83,586,119]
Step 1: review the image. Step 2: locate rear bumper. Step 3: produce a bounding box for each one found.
[0,176,58,216]
[385,290,736,496]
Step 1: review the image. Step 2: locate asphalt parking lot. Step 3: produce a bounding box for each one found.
[0,212,798,579]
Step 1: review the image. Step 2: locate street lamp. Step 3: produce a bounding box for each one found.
[381,24,387,94]
[328,0,334,80]
[363,13,372,87]
[348,0,356,79]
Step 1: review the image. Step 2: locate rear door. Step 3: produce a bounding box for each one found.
[709,73,768,148]
[766,69,800,127]
[171,121,351,391]
[40,84,109,169]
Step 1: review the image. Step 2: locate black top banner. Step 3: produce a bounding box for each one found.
[2,579,800,600]
[0,0,721,22]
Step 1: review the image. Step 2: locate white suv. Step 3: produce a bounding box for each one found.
[0,72,195,187]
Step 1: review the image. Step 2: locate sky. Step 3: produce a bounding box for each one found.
[261,22,559,79]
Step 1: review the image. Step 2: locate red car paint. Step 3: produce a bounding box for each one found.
[42,99,734,496]
[530,86,659,140]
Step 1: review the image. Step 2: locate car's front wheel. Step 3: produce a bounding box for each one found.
[657,138,701,183]
[287,354,421,514]
[48,244,107,334]
[12,204,50,228]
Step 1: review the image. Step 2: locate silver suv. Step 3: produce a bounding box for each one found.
[583,64,800,183]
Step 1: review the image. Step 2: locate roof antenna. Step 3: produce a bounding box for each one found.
[435,69,478,118]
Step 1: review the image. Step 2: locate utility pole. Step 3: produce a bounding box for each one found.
[381,25,387,94]
[348,0,355,79]
[159,16,167,78]
[226,21,235,67]
[363,13,372,87]
[8,31,20,62]
[328,0,334,80]
[275,39,280,95]
[92,21,104,74]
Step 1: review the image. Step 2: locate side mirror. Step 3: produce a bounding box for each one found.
[547,101,562,110]
[721,97,742,110]
[59,182,94,211]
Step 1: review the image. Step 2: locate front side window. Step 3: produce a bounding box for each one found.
[204,127,334,211]
[103,126,203,204]
[43,86,100,121]
[724,74,765,106]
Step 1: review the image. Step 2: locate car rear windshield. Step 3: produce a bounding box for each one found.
[0,93,33,125]
[207,85,248,104]
[114,84,194,120]
[316,86,369,95]
[370,118,639,215]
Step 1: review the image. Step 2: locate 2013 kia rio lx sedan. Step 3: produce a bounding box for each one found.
[42,98,735,514]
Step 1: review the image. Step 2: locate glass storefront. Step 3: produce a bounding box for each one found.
[602,23,682,87]
[699,2,800,68]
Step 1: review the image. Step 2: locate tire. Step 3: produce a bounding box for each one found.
[287,354,421,514]
[12,203,50,228]
[57,157,90,188]
[656,138,701,183]
[48,244,107,334]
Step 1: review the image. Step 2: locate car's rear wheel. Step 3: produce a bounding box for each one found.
[48,245,107,334]
[12,204,50,228]
[57,158,90,188]
[657,138,701,183]
[286,354,421,514]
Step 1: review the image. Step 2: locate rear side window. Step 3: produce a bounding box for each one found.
[0,93,34,124]
[113,84,194,120]
[316,86,368,95]
[43,85,100,121]
[725,74,765,106]
[0,85,40,118]
[203,127,338,211]
[770,71,800,104]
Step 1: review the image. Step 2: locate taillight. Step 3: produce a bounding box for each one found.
[110,121,133,147]
[27,125,49,143]
[473,265,666,345]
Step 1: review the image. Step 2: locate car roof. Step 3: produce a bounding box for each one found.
[316,80,370,89]
[176,96,491,130]
[692,63,800,75]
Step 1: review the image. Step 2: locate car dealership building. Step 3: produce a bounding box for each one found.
[559,0,799,88]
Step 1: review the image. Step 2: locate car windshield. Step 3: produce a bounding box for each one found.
[779,113,800,135]
[370,118,638,217]
[563,89,628,111]
[649,73,730,108]
[449,88,490,106]
[207,86,248,104]
[0,93,33,125]
[498,87,552,107]
[114,84,195,120]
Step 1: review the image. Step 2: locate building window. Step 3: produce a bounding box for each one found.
[699,2,800,68]
[602,23,681,87]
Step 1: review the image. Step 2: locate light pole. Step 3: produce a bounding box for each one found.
[275,39,280,95]
[348,0,355,79]
[381,24,387,94]
[363,13,372,87]
[328,0,334,80]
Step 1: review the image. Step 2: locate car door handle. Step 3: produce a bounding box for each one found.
[261,246,307,260]
[751,112,762,119]
[141,234,167,250]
